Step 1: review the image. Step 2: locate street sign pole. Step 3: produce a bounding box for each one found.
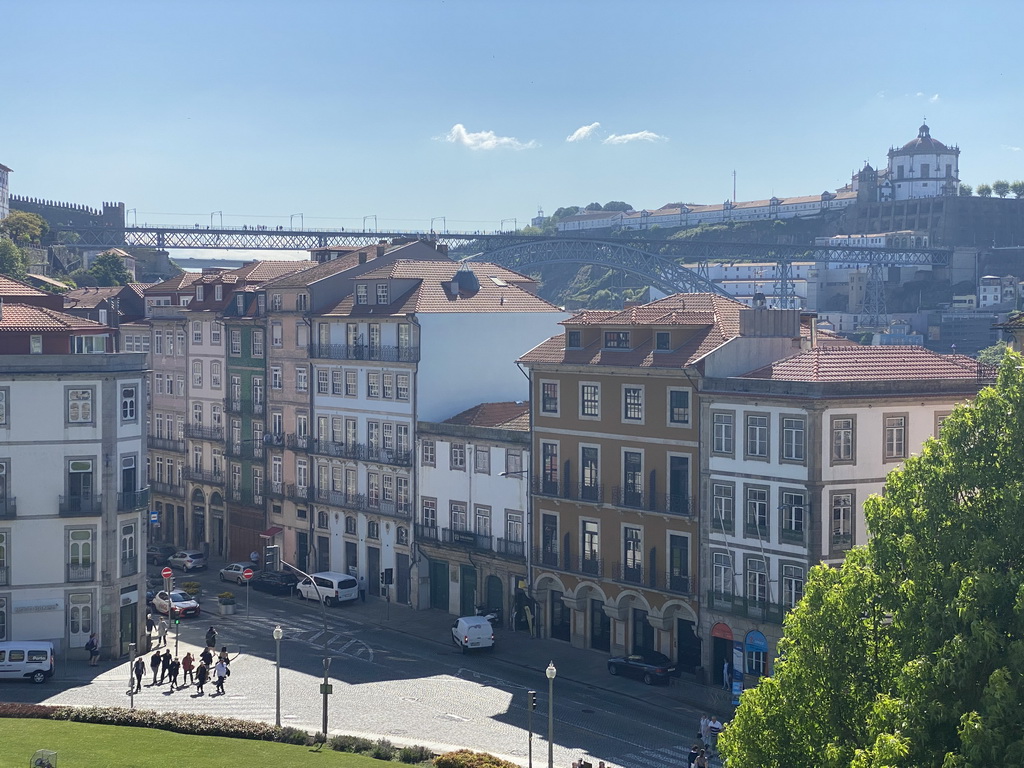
[242,568,254,618]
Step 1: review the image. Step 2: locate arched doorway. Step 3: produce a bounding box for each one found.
[711,622,733,689]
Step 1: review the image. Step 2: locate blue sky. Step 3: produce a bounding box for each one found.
[4,1,1024,234]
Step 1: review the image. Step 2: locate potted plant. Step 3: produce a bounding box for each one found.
[218,591,236,615]
[182,581,201,598]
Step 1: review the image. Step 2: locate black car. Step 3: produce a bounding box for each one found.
[250,570,299,595]
[146,544,177,566]
[607,650,678,685]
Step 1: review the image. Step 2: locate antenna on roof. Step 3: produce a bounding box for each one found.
[732,170,737,204]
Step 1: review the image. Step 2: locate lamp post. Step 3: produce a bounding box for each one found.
[211,211,222,228]
[363,215,377,233]
[289,213,304,230]
[546,661,556,768]
[282,560,331,742]
[273,624,283,727]
[430,216,446,234]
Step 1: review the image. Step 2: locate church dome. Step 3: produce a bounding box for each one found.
[898,123,950,153]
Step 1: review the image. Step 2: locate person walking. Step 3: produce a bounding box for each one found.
[149,650,161,685]
[160,650,172,684]
[181,652,195,686]
[168,657,180,688]
[722,661,731,690]
[217,646,231,667]
[133,657,145,692]
[157,617,169,648]
[213,658,228,694]
[205,626,217,650]
[709,715,724,755]
[200,646,213,667]
[688,744,701,768]
[85,633,100,666]
[195,661,209,695]
[693,748,709,768]
[145,613,155,642]
[700,713,711,750]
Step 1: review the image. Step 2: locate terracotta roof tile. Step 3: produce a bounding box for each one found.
[146,272,203,293]
[0,275,49,297]
[741,345,995,382]
[443,401,530,430]
[0,303,110,333]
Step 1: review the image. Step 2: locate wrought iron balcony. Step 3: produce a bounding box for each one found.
[578,554,604,577]
[533,546,561,570]
[308,343,420,363]
[494,538,526,559]
[656,494,696,518]
[227,442,264,459]
[185,425,224,441]
[662,573,693,596]
[441,527,492,551]
[286,433,310,450]
[225,398,263,415]
[117,488,150,511]
[415,523,439,542]
[269,481,284,497]
[67,562,95,582]
[151,482,185,498]
[707,590,784,625]
[0,496,16,519]
[611,486,645,510]
[614,561,644,585]
[286,483,311,500]
[531,476,562,498]
[309,439,411,467]
[149,436,186,453]
[229,488,242,502]
[184,468,224,484]
[59,494,102,516]
[576,483,605,504]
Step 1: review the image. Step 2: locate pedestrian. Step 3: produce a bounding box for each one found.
[359,576,366,602]
[700,713,711,750]
[195,661,209,694]
[709,715,724,754]
[722,660,730,690]
[157,617,168,648]
[160,649,172,683]
[145,613,155,640]
[205,626,217,650]
[168,657,180,688]
[133,657,145,692]
[694,748,709,768]
[218,646,231,666]
[181,652,195,685]
[214,658,228,694]
[250,550,259,567]
[200,647,213,667]
[85,632,100,666]
[149,650,161,685]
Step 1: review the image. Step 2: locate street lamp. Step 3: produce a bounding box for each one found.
[211,211,223,228]
[290,213,304,230]
[500,217,518,232]
[363,215,377,233]
[273,624,283,727]
[546,661,556,768]
[282,560,331,742]
[430,216,446,234]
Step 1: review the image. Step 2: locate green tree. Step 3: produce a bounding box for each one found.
[721,352,1024,768]
[977,340,1008,366]
[1010,181,1024,199]
[977,183,993,197]
[0,211,48,244]
[992,179,1011,198]
[87,250,132,286]
[551,206,581,220]
[959,183,973,196]
[0,238,27,278]
[603,201,633,211]
[584,202,603,211]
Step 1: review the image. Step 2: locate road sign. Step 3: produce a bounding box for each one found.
[150,511,159,523]
[242,568,254,581]
[161,566,173,579]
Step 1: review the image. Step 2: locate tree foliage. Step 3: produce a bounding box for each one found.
[0,238,28,278]
[88,250,132,286]
[1011,181,1024,199]
[551,206,581,221]
[721,352,1024,768]
[585,202,603,211]
[603,200,633,211]
[976,183,993,198]
[0,211,48,244]
[992,180,1011,198]
[959,183,973,196]
[977,340,1008,366]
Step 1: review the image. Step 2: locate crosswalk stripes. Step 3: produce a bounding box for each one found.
[229,614,375,663]
[612,744,723,768]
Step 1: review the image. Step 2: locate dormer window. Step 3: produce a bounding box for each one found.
[604,331,630,349]
[376,283,389,304]
[196,285,204,302]
[655,331,670,351]
[214,285,223,301]
[567,330,581,348]
[356,285,368,305]
[236,294,245,313]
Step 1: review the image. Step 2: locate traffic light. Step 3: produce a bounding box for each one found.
[174,617,180,626]
[529,690,537,710]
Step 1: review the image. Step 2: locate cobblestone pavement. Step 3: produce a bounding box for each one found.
[7,579,732,767]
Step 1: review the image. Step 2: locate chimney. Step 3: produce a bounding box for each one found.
[0,298,3,321]
[376,241,386,259]
[358,251,368,264]
[436,243,448,256]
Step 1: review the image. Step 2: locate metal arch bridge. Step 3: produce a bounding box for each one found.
[55,223,951,304]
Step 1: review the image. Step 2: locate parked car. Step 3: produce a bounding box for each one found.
[0,641,55,684]
[167,550,207,571]
[451,616,494,653]
[146,544,177,566]
[151,589,201,618]
[296,572,358,606]
[607,650,678,685]
[250,570,299,595]
[219,562,257,584]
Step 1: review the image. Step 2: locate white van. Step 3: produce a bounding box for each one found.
[451,616,494,653]
[296,572,359,607]
[0,641,55,684]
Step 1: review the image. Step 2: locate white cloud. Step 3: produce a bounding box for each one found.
[929,93,940,103]
[602,130,667,145]
[1002,144,1022,152]
[566,122,601,142]
[440,124,537,151]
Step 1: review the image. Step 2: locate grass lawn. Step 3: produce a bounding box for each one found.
[1,720,405,768]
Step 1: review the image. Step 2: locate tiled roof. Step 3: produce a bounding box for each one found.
[0,275,49,297]
[264,241,452,289]
[0,303,109,333]
[443,401,530,431]
[146,272,203,293]
[225,260,315,282]
[64,286,124,308]
[741,345,994,382]
[25,273,72,290]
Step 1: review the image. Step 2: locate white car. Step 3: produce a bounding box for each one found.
[219,562,256,585]
[151,589,201,618]
[451,616,494,653]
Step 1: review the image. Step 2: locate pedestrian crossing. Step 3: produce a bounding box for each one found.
[228,614,375,664]
[612,743,723,768]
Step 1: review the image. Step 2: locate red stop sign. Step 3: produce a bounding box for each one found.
[161,566,173,579]
[242,568,254,581]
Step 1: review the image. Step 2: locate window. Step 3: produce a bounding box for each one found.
[296,367,308,392]
[745,414,769,459]
[580,383,599,418]
[120,386,137,421]
[474,446,490,474]
[604,331,629,348]
[210,361,222,389]
[450,502,467,530]
[541,442,558,495]
[396,373,410,401]
[318,510,329,529]
[356,284,368,304]
[154,332,163,355]
[541,381,559,415]
[317,369,329,394]
[655,331,671,351]
[450,443,466,470]
[196,285,204,302]
[382,373,394,400]
[884,414,907,461]
[566,330,581,348]
[176,330,185,355]
[271,293,282,311]
[252,330,264,358]
[506,511,524,542]
[421,498,437,528]
[622,451,642,507]
[367,372,380,398]
[712,483,734,533]
[192,360,203,388]
[421,440,435,466]
[252,377,264,409]
[230,463,241,492]
[745,486,769,537]
[782,417,805,461]
[580,446,600,501]
[712,551,733,595]
[668,389,690,425]
[746,557,769,604]
[780,491,805,541]
[832,492,853,549]
[230,329,242,355]
[211,323,221,345]
[505,449,523,476]
[397,424,410,453]
[0,389,5,427]
[192,321,203,344]
[345,514,357,533]
[782,564,805,610]
[296,293,308,311]
[623,527,642,582]
[67,388,94,424]
[236,294,245,314]
[345,371,357,396]
[475,505,490,537]
[376,283,389,304]
[623,386,643,422]
[367,520,379,539]
[271,323,283,347]
[331,370,343,395]
[831,416,854,463]
[176,375,184,395]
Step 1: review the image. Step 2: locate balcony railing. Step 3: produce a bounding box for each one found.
[0,497,16,519]
[59,494,102,516]
[495,538,526,559]
[117,488,150,511]
[286,483,311,501]
[229,488,242,502]
[534,546,560,569]
[309,439,412,467]
[253,493,264,507]
[579,554,604,577]
[227,442,264,459]
[185,425,224,441]
[780,527,806,545]
[576,483,605,504]
[225,398,264,415]
[149,436,186,453]
[67,562,95,582]
[415,523,439,542]
[151,482,185,498]
[0,565,8,586]
[708,590,784,625]
[612,486,645,510]
[656,494,696,517]
[121,557,139,577]
[831,532,853,551]
[286,434,310,451]
[184,468,224,484]
[614,561,644,585]
[308,343,420,363]
[662,573,693,596]
[269,481,284,496]
[441,527,492,551]
[532,476,562,498]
